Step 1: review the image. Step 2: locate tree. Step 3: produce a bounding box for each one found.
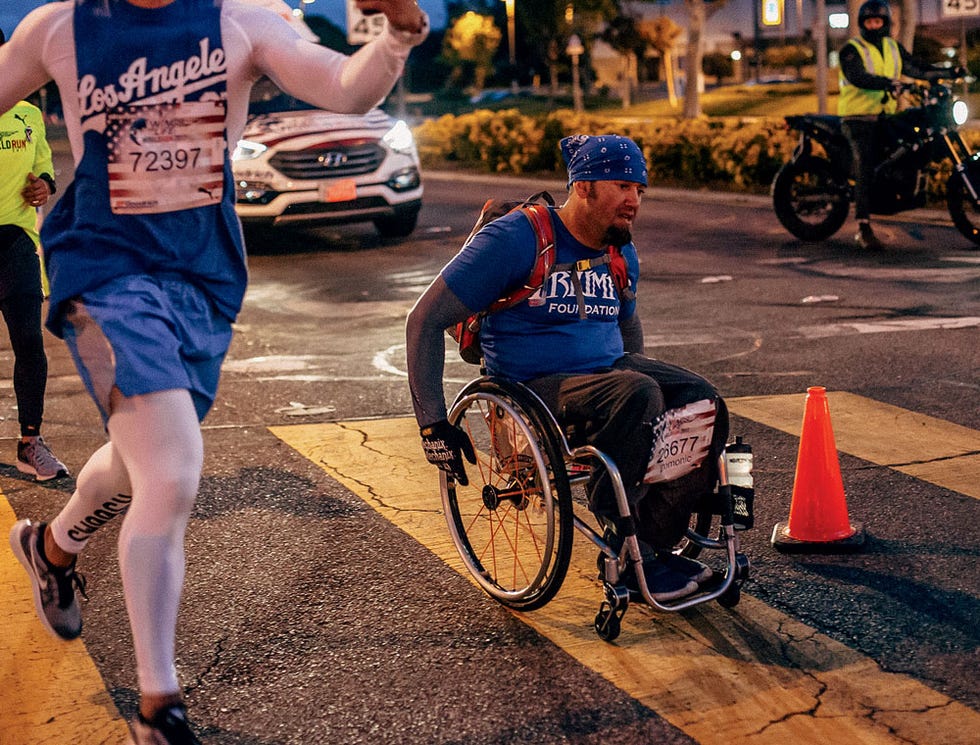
[639,15,683,107]
[601,14,646,107]
[764,44,814,78]
[303,14,356,54]
[634,0,730,119]
[702,51,734,85]
[683,0,730,118]
[441,11,502,93]
[514,0,619,94]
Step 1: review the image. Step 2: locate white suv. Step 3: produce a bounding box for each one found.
[232,82,423,238]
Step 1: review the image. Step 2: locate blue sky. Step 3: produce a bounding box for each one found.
[1,1,448,38]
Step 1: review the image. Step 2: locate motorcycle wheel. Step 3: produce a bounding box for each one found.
[946,173,980,248]
[772,157,850,242]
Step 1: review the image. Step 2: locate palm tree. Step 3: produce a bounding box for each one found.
[681,0,729,118]
[602,15,646,107]
[442,11,502,94]
[639,15,683,107]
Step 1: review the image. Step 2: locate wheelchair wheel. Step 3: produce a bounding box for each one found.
[444,379,574,611]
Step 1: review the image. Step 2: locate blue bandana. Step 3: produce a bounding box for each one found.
[561,134,648,188]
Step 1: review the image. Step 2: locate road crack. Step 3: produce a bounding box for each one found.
[328,422,441,516]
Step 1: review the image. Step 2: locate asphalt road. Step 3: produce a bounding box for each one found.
[1,161,978,744]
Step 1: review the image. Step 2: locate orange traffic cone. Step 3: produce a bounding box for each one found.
[772,386,865,553]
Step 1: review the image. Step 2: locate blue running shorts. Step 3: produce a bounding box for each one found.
[59,274,233,424]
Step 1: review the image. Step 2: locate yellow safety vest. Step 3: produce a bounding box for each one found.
[838,37,902,116]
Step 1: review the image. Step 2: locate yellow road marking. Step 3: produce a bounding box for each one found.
[728,391,980,499]
[270,407,980,745]
[0,497,130,745]
[2,390,974,744]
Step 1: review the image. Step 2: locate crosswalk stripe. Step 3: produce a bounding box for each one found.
[0,497,130,745]
[2,390,975,743]
[269,398,979,744]
[728,391,980,500]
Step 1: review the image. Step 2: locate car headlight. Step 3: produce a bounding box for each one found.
[232,140,267,161]
[953,99,969,126]
[382,120,415,155]
[386,166,421,192]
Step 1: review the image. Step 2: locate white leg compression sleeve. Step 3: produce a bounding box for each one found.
[108,389,204,696]
[48,441,133,554]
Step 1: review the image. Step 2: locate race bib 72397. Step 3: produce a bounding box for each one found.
[106,100,226,215]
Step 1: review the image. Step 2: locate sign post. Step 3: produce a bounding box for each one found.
[940,0,978,98]
[941,0,980,18]
[346,0,386,45]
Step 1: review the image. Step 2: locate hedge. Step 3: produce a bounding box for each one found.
[413,108,980,200]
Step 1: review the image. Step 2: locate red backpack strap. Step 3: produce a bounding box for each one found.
[487,204,555,313]
[607,245,635,302]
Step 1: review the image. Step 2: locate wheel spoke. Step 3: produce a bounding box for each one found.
[443,381,574,610]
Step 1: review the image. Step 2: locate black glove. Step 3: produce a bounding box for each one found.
[420,419,476,486]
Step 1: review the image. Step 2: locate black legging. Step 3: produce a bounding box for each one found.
[0,228,48,436]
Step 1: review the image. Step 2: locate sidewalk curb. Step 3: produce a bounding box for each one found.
[423,170,954,227]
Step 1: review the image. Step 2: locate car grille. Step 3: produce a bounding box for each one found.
[281,196,390,216]
[269,143,385,179]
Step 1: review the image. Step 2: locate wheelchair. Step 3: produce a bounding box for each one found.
[441,376,753,642]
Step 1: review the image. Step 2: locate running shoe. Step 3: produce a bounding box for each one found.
[657,552,714,584]
[854,221,884,250]
[130,704,202,745]
[17,437,69,481]
[627,560,698,602]
[9,519,85,640]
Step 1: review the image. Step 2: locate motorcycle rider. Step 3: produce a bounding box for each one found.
[838,0,964,249]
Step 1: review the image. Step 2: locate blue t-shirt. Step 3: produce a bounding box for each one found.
[40,0,247,335]
[442,207,639,381]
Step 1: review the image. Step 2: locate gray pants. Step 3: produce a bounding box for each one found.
[842,115,881,222]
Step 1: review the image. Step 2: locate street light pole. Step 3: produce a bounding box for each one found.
[504,0,516,66]
[502,0,517,92]
[567,34,584,113]
[815,0,828,114]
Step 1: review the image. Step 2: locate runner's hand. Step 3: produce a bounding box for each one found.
[420,419,476,486]
[21,173,50,207]
[355,1,426,33]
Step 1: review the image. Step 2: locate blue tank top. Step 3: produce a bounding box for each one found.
[41,0,247,335]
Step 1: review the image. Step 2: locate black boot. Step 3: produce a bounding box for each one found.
[854,220,884,250]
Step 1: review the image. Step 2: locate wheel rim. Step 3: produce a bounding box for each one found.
[444,393,558,604]
[788,168,844,224]
[947,174,980,246]
[773,159,850,240]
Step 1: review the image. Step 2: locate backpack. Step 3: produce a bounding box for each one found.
[448,191,633,365]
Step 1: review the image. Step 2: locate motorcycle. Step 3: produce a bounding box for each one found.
[771,80,980,248]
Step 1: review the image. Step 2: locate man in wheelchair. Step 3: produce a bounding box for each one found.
[406,134,729,602]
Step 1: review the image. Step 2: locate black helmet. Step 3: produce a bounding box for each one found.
[858,0,891,41]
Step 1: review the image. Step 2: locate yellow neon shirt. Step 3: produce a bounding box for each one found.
[0,101,54,245]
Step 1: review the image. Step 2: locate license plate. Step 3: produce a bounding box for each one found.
[320,179,357,203]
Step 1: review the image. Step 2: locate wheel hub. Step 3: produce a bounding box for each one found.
[482,484,501,510]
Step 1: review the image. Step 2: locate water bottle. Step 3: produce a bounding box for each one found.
[724,436,754,531]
